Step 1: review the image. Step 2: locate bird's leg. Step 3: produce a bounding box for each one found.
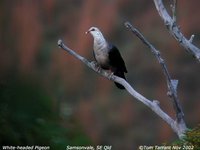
[91,61,102,73]
[91,61,98,66]
[108,72,114,80]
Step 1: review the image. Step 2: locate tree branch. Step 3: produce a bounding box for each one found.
[170,0,177,22]
[58,39,186,138]
[153,0,200,62]
[124,22,187,138]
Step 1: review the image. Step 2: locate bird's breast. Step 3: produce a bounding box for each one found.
[94,49,110,69]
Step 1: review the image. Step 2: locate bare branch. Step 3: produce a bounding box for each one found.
[189,35,195,43]
[154,0,200,62]
[58,39,187,138]
[171,0,177,22]
[124,22,187,137]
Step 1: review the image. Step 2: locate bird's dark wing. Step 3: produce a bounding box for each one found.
[108,44,127,73]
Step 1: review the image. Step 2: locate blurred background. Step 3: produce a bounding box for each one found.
[0,0,200,149]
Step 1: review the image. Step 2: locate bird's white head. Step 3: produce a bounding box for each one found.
[86,27,101,36]
[86,27,106,46]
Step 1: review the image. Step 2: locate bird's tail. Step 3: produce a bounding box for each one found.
[113,69,126,89]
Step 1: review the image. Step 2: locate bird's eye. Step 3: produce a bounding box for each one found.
[91,28,95,31]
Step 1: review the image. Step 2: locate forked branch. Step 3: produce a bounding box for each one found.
[124,21,187,138]
[153,0,200,62]
[124,22,184,122]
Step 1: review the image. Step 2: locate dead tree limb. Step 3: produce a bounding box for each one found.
[58,38,187,138]
[124,21,187,139]
[153,0,200,62]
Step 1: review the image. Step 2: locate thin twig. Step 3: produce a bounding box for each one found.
[189,35,195,43]
[171,0,177,22]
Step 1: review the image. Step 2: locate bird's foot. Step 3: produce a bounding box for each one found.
[108,72,114,80]
[91,61,98,66]
[91,61,101,72]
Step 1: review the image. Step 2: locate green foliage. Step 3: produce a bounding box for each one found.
[183,125,200,149]
[0,75,91,149]
[171,125,200,149]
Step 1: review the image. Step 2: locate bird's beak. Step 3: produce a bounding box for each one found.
[85,30,90,34]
